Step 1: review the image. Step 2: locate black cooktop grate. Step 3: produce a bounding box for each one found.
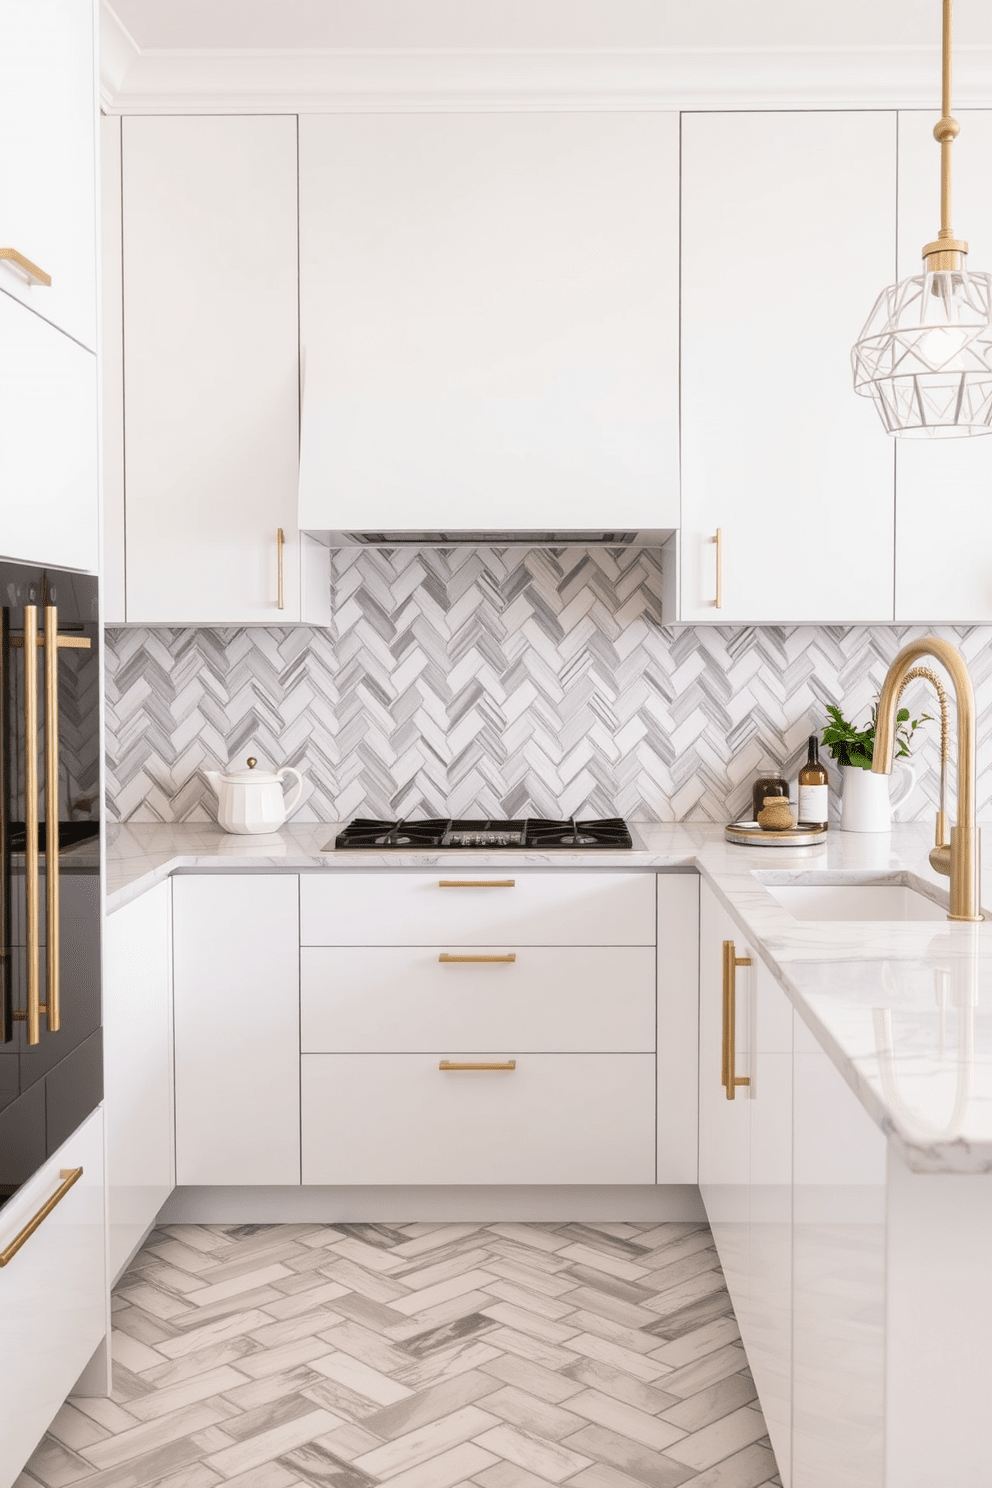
[332,816,633,850]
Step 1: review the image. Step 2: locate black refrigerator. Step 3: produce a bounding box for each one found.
[0,559,101,1213]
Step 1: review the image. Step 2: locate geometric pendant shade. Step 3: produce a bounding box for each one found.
[852,268,992,437]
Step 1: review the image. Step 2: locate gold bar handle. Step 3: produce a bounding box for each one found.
[0,247,52,287]
[714,528,724,610]
[722,940,751,1100]
[438,880,515,889]
[23,606,40,1046]
[0,1168,82,1268]
[44,606,60,1033]
[438,953,516,964]
[277,528,285,611]
[439,1060,516,1072]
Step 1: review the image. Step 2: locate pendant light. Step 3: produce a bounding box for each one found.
[852,0,992,437]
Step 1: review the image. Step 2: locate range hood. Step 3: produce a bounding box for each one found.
[297,360,676,548]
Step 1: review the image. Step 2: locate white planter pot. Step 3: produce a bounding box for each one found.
[840,763,916,832]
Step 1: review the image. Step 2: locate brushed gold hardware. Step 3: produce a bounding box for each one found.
[0,1168,82,1268]
[439,1060,516,1071]
[897,666,951,858]
[247,757,257,769]
[922,0,967,269]
[277,528,285,611]
[721,940,751,1100]
[0,247,52,287]
[438,880,515,889]
[23,607,40,1047]
[44,607,60,1033]
[714,529,723,609]
[11,635,92,650]
[874,637,982,921]
[438,953,517,964]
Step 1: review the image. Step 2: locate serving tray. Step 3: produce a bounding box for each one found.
[725,820,828,848]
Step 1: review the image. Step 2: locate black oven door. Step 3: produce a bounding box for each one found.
[0,560,101,1214]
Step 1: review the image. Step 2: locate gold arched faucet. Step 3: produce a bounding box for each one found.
[896,665,950,856]
[873,637,983,921]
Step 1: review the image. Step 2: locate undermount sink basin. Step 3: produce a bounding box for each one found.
[763,881,947,922]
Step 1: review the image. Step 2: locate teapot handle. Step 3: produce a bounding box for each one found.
[276,767,304,816]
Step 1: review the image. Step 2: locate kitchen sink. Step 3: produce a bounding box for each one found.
[761,880,947,922]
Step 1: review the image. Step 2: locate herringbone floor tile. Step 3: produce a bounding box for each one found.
[21,1223,781,1488]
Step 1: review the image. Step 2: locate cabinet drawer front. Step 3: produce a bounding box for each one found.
[0,1107,106,1485]
[301,946,654,1052]
[302,1054,655,1185]
[301,872,655,946]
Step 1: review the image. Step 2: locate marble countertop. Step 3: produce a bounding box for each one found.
[105,818,992,1176]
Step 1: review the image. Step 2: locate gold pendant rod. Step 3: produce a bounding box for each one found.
[925,0,967,267]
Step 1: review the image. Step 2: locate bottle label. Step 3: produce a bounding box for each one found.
[798,784,828,824]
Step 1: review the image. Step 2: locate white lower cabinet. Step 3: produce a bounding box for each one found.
[791,1012,886,1488]
[698,882,792,1486]
[0,1106,106,1488]
[104,881,174,1282]
[303,1054,655,1185]
[172,876,300,1185]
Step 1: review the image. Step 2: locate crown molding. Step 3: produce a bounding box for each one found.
[98,20,992,116]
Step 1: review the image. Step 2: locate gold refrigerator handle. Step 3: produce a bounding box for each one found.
[721,940,751,1100]
[24,606,40,1046]
[44,606,60,1032]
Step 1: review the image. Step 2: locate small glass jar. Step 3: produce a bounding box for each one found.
[751,774,788,822]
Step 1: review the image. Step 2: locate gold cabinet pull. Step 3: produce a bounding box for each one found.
[23,606,40,1046]
[438,880,515,889]
[439,1060,516,1072]
[277,528,285,610]
[722,940,751,1100]
[714,528,724,610]
[0,247,51,286]
[438,953,516,964]
[44,607,60,1032]
[0,1168,83,1268]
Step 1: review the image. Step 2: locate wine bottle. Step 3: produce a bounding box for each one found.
[797,735,829,827]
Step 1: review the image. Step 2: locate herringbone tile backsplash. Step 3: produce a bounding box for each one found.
[104,545,992,824]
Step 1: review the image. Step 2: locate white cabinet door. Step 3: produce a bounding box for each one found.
[0,1107,106,1488]
[121,116,300,623]
[895,109,992,621]
[657,873,699,1184]
[0,292,98,571]
[677,112,897,622]
[104,881,174,1283]
[299,112,679,538]
[0,0,97,352]
[697,883,750,1324]
[792,1014,886,1488]
[747,959,793,1488]
[173,876,300,1185]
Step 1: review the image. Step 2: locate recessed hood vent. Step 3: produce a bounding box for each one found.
[305,529,669,548]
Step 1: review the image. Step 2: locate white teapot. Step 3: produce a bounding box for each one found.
[203,757,304,835]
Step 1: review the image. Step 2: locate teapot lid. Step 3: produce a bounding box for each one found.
[219,756,282,784]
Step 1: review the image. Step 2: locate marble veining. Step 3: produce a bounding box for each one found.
[106,820,992,1175]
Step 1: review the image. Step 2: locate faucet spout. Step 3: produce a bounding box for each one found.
[872,637,982,922]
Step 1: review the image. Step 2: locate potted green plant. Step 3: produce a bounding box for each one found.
[821,701,930,832]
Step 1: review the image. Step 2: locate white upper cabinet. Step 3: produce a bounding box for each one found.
[0,0,97,352]
[121,115,300,623]
[0,291,98,571]
[895,110,992,622]
[676,112,897,623]
[298,112,680,539]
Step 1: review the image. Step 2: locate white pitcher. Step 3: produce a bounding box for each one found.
[840,763,916,833]
[203,757,304,835]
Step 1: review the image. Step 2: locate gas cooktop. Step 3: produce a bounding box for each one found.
[331,817,635,850]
